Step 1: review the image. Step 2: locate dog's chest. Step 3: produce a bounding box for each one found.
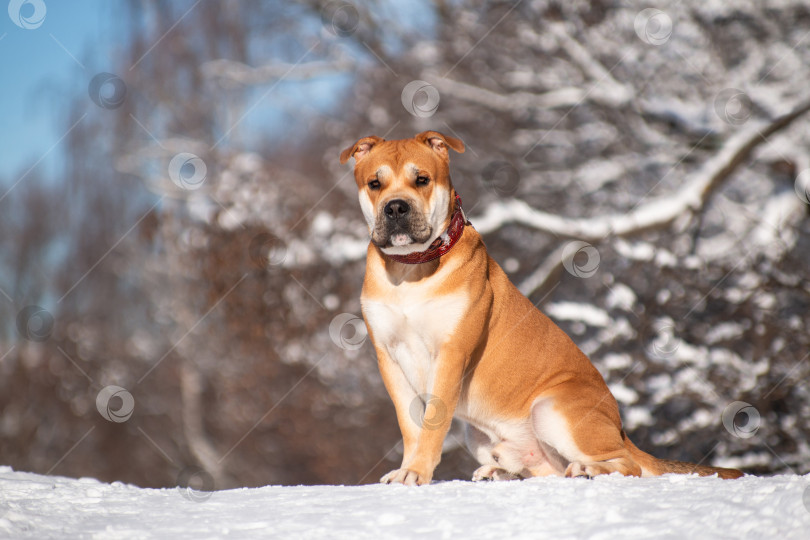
[363,288,467,393]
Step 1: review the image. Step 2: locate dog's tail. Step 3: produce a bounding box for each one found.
[626,437,744,479]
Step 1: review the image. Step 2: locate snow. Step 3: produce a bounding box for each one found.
[605,283,637,312]
[608,382,639,405]
[623,406,655,429]
[705,322,748,344]
[545,302,610,328]
[600,352,633,371]
[614,239,657,262]
[1,467,808,539]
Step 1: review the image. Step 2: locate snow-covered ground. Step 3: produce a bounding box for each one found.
[1,467,808,539]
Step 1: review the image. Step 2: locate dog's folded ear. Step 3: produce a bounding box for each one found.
[340,135,384,164]
[415,130,465,159]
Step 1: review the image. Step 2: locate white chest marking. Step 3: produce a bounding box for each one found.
[364,292,467,394]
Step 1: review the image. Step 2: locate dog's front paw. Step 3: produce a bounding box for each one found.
[472,465,520,482]
[380,468,431,486]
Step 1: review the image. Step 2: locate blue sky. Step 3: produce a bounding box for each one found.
[0,0,349,186]
[0,0,434,187]
[0,0,118,183]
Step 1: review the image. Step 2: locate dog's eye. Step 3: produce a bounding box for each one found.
[368,179,381,190]
[416,176,430,186]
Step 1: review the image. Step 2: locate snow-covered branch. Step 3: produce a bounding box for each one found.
[434,22,635,113]
[432,76,593,111]
[473,96,810,241]
[201,57,353,85]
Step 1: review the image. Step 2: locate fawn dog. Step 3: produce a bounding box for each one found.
[340,130,743,485]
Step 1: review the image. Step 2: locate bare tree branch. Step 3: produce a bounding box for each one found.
[517,243,566,297]
[544,22,633,107]
[181,360,230,486]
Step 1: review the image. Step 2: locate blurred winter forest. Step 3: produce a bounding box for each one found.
[1,0,809,490]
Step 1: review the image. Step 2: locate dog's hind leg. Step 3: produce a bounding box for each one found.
[530,387,642,478]
[465,424,520,481]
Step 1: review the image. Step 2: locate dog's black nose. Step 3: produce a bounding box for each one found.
[384,199,410,220]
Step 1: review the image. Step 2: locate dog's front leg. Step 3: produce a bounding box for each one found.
[375,344,421,481]
[380,345,466,486]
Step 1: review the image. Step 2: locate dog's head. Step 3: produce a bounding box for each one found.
[340,130,465,256]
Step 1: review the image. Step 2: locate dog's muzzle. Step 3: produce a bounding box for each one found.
[373,198,431,248]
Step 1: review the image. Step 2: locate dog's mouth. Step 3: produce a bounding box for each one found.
[389,232,415,247]
[371,211,433,250]
[373,224,432,249]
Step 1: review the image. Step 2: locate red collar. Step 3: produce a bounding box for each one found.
[387,194,469,264]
